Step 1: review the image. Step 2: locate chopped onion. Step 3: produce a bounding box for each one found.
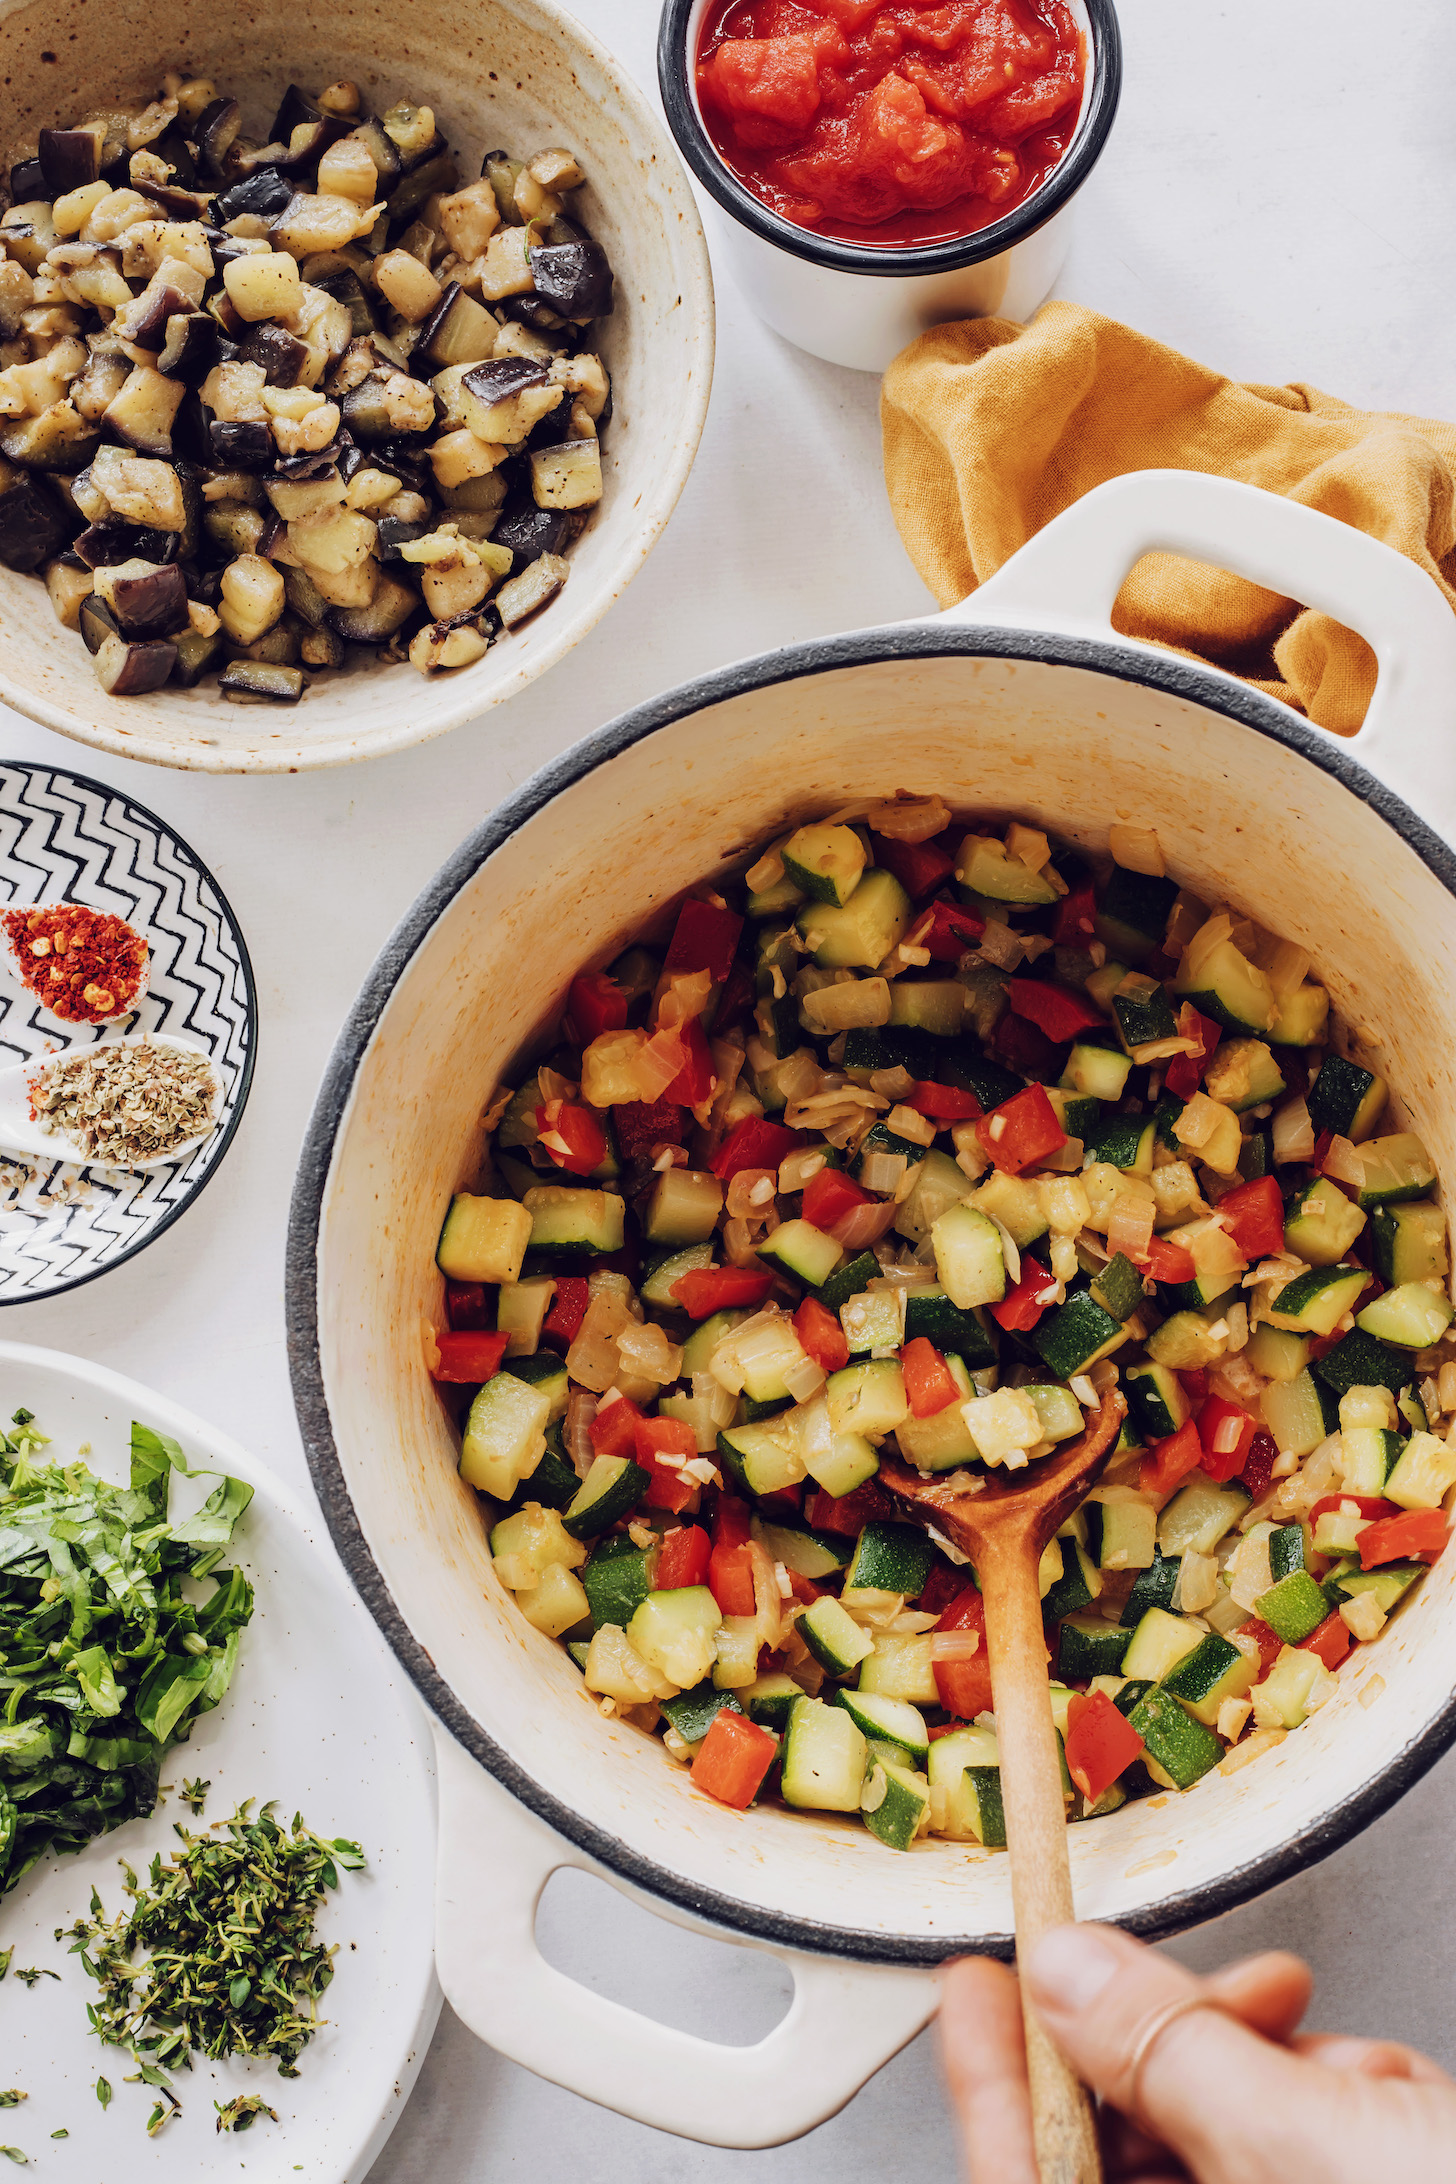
[1272,1095,1316,1165]
[537,1064,577,1103]
[1267,938,1311,1000]
[831,1197,901,1250]
[568,1291,632,1392]
[656,968,713,1029]
[616,1319,684,1385]
[931,1630,981,1662]
[869,1066,915,1101]
[776,1046,824,1102]
[859,1150,908,1194]
[746,845,786,892]
[727,1166,778,1219]
[1322,1133,1364,1186]
[865,794,951,842]
[987,1214,1021,1288]
[722,1216,765,1266]
[750,1539,786,1648]
[1107,824,1165,877]
[1184,912,1233,984]
[565,1389,597,1477]
[783,1351,826,1402]
[1108,1192,1155,1261]
[977,920,1023,969]
[635,1026,686,1100]
[779,1146,827,1192]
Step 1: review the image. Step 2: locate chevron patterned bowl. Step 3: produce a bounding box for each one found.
[0,761,256,1301]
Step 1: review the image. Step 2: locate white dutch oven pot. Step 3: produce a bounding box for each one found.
[288,470,1456,2147]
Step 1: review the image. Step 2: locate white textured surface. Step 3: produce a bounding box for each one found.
[0,0,1454,2171]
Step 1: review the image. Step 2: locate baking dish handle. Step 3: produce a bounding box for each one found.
[431,1723,941,2148]
[937,468,1456,825]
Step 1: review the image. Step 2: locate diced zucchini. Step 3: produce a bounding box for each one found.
[1203,1039,1286,1113]
[958,835,1059,907]
[660,1682,743,1750]
[1034,1289,1127,1377]
[581,1536,653,1630]
[1061,1042,1133,1101]
[1121,1605,1203,1681]
[1306,1054,1386,1142]
[1025,1383,1087,1441]
[1269,981,1330,1045]
[1112,975,1177,1054]
[1384,1430,1456,1511]
[893,1148,974,1244]
[1093,1494,1158,1570]
[928,1724,1005,1844]
[1261,1367,1340,1456]
[1157,1477,1249,1557]
[1284,1176,1367,1267]
[1161,1631,1257,1726]
[780,1695,868,1811]
[562,1454,651,1539]
[1355,1133,1438,1210]
[752,1517,853,1579]
[834,1687,930,1763]
[851,1122,928,1184]
[1267,1264,1369,1336]
[1086,1112,1156,1175]
[1056,1613,1131,1681]
[1326,1560,1423,1612]
[1095,866,1178,962]
[1047,1088,1101,1141]
[523,1185,626,1255]
[1091,1252,1146,1322]
[1126,1686,1223,1788]
[495,1276,556,1357]
[1254,1569,1330,1644]
[1267,1522,1305,1579]
[1339,1425,1400,1493]
[798,869,912,970]
[1372,1200,1448,1288]
[969,1170,1050,1249]
[931,1202,1006,1311]
[860,1755,931,1852]
[840,1287,904,1355]
[1173,936,1275,1035]
[781,821,866,906]
[438,1192,532,1283]
[717,1423,805,1499]
[857,1634,939,1705]
[1124,1362,1191,1441]
[739,1315,812,1403]
[1312,1328,1410,1398]
[902,1285,999,1368]
[896,1353,980,1471]
[757,1217,844,1288]
[489,1501,587,1585]
[1146,1310,1226,1372]
[801,1428,880,1497]
[505,1350,569,1421]
[889,979,966,1036]
[826,1358,909,1436]
[1245,1324,1311,1383]
[1357,1282,1455,1350]
[845,1522,936,1598]
[741,1672,803,1731]
[682,1308,749,1375]
[1254,1644,1335,1729]
[815,1249,882,1312]
[747,874,805,919]
[644,1168,724,1246]
[461,1371,552,1497]
[640,1242,714,1308]
[798,1595,875,1675]
[513,1428,580,1512]
[1120,1548,1181,1625]
[1043,1539,1103,1621]
[628,1586,723,1689]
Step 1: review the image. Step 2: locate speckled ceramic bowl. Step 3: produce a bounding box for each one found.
[0,0,713,772]
[289,474,1456,2145]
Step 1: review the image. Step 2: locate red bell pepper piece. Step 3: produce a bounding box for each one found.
[671,1265,776,1319]
[1215,1176,1284,1260]
[919,1561,968,1618]
[869,832,956,900]
[937,1586,986,1634]
[1140,1418,1205,1499]
[664,1016,716,1108]
[635,1414,700,1513]
[1052,879,1097,949]
[1197,1396,1258,1483]
[1007,979,1106,1045]
[709,1497,757,1616]
[1239,1429,1279,1500]
[1240,1617,1284,1678]
[614,1098,688,1164]
[803,1481,900,1535]
[712,958,756,1036]
[710,1116,803,1180]
[1139,1235,1197,1284]
[801,1166,872,1229]
[542,1275,589,1346]
[1307,1494,1398,1528]
[445,1281,490,1331]
[565,970,629,1045]
[934,1651,995,1721]
[655,1523,711,1591]
[431,1330,509,1383]
[1164,1007,1221,1100]
[590,1394,646,1457]
[535,1100,607,1177]
[786,1568,826,1605]
[900,1336,960,1418]
[918,899,986,962]
[903,1079,982,1121]
[976,1083,1065,1176]
[691,1709,777,1810]
[1064,1689,1145,1804]
[1302,1611,1353,1671]
[794,1294,849,1374]
[1178,1369,1208,1407]
[992,1012,1062,1081]
[665,898,743,984]
[990,1255,1055,1333]
[1359,1510,1450,1568]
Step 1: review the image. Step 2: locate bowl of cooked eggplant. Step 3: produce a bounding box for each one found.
[0,0,714,771]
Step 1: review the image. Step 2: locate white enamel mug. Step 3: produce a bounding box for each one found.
[656,0,1121,372]
[289,470,1456,2145]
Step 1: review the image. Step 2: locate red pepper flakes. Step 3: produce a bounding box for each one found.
[3,903,147,1024]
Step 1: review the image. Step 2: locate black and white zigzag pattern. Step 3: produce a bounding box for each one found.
[0,762,257,1303]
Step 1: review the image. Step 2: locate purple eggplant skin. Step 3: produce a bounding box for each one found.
[328,570,419,644]
[220,659,304,701]
[501,293,570,335]
[528,239,614,322]
[125,279,197,349]
[236,322,308,387]
[157,312,222,386]
[186,565,224,608]
[273,446,344,483]
[172,624,224,686]
[195,97,242,178]
[108,561,190,639]
[208,419,274,472]
[72,518,180,570]
[7,155,47,202]
[79,593,119,654]
[211,166,295,223]
[135,179,209,221]
[492,503,571,566]
[171,392,215,470]
[94,631,178,696]
[269,83,324,140]
[375,517,434,561]
[0,463,73,570]
[462,355,549,403]
[38,127,99,195]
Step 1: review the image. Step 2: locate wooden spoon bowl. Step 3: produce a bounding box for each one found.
[880,1388,1127,2184]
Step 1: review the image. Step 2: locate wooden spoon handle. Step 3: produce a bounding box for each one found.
[980,1536,1103,2184]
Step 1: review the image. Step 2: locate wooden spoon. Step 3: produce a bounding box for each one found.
[880,1387,1127,2184]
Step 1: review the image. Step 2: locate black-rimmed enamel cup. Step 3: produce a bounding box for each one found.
[658,0,1122,369]
[288,471,1456,2145]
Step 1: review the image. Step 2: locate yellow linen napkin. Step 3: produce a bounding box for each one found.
[880,301,1456,732]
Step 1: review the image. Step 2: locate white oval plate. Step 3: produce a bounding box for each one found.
[0,1342,440,2181]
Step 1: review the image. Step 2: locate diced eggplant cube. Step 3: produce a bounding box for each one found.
[376,516,434,560]
[72,518,179,569]
[0,403,99,473]
[220,660,305,702]
[495,551,569,628]
[339,377,395,442]
[123,278,198,349]
[528,239,614,321]
[44,557,93,628]
[212,166,296,223]
[171,391,215,468]
[94,630,178,695]
[134,179,209,221]
[209,419,274,472]
[0,201,56,273]
[460,355,562,444]
[386,150,459,225]
[38,127,99,195]
[492,503,571,565]
[157,313,221,386]
[328,569,418,643]
[282,563,333,627]
[196,97,243,177]
[236,322,309,387]
[269,83,323,141]
[350,118,401,184]
[408,605,496,673]
[103,366,186,458]
[528,437,602,510]
[418,282,499,368]
[300,623,345,668]
[0,461,73,569]
[8,155,46,202]
[172,625,224,686]
[102,560,190,639]
[78,593,119,653]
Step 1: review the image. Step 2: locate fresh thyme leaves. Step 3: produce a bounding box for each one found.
[9,1969,56,1989]
[215,2095,279,2134]
[0,1949,9,1979]
[0,2098,20,2110]
[70,1803,366,2080]
[0,1416,253,1893]
[95,2078,111,2109]
[0,2149,26,2165]
[48,2133,65,2141]
[179,1777,210,1815]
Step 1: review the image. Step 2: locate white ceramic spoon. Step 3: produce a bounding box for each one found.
[0,1031,223,1171]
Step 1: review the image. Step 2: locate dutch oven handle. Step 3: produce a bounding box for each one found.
[431,1725,941,2147]
[938,469,1456,827]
